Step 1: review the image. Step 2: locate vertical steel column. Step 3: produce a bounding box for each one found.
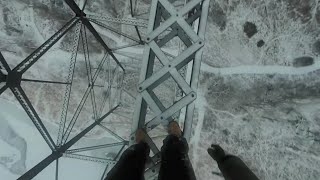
[132,0,209,145]
[183,0,210,141]
[131,0,162,142]
[55,159,59,180]
[131,1,209,177]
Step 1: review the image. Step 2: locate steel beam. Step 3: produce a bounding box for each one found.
[100,144,126,180]
[61,53,109,143]
[61,86,92,144]
[86,14,148,28]
[66,141,128,154]
[9,1,209,179]
[18,105,119,180]
[0,71,6,83]
[145,162,161,179]
[111,42,141,51]
[63,153,117,164]
[55,159,59,180]
[138,41,203,91]
[4,1,131,179]
[21,78,71,85]
[13,17,80,74]
[145,92,197,131]
[0,52,11,72]
[61,46,112,144]
[0,58,8,95]
[89,19,143,44]
[98,124,125,142]
[183,0,210,141]
[131,0,162,147]
[64,0,125,72]
[57,21,82,146]
[0,85,7,95]
[1,19,81,150]
[81,0,88,11]
[131,0,210,175]
[10,86,56,151]
[64,0,85,17]
[130,0,144,43]
[81,25,98,120]
[17,151,63,180]
[81,18,125,72]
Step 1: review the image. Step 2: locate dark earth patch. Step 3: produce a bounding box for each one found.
[257,40,265,48]
[285,0,311,23]
[293,56,314,67]
[208,1,227,31]
[243,22,257,38]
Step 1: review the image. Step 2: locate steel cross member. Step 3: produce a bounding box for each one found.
[17,105,120,180]
[0,17,80,152]
[130,0,210,178]
[0,0,128,179]
[64,0,125,72]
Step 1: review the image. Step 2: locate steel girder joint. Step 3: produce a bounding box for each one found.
[6,71,22,87]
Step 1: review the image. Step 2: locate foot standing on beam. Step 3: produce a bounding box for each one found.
[104,121,196,180]
[105,129,150,180]
[104,121,259,180]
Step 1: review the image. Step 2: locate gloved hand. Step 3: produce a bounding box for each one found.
[207,144,226,163]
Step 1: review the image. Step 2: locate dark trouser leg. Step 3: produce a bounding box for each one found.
[158,135,196,180]
[218,155,259,180]
[106,142,150,180]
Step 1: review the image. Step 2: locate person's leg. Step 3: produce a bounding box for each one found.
[106,129,150,180]
[158,121,196,180]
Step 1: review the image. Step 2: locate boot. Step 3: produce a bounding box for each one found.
[135,128,147,144]
[167,121,182,137]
